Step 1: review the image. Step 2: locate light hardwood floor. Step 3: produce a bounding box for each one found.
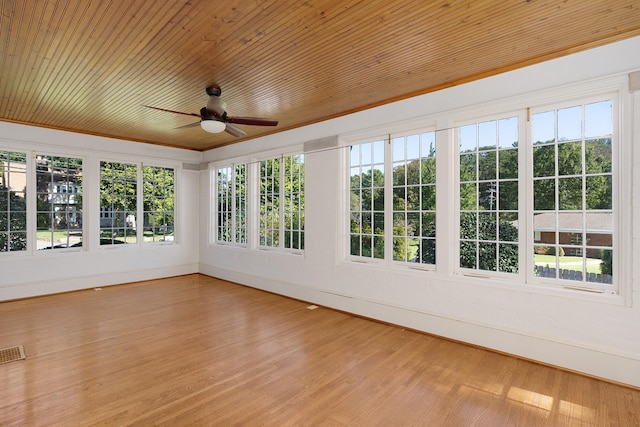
[1,274,638,426]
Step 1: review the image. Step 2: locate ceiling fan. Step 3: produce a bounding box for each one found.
[143,86,278,137]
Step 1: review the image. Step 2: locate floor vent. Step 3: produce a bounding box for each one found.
[0,345,26,365]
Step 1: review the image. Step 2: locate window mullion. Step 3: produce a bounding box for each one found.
[231,166,236,243]
[435,120,454,274]
[384,136,393,263]
[279,156,285,249]
[136,163,143,244]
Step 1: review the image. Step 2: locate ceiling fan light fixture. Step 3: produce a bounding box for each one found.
[201,119,226,133]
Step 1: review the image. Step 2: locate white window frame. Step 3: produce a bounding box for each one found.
[35,153,84,251]
[341,75,630,300]
[348,138,386,262]
[525,93,619,294]
[213,162,247,247]
[141,164,175,244]
[347,127,438,270]
[453,111,527,280]
[0,149,29,254]
[257,152,305,253]
[99,160,139,246]
[99,159,178,248]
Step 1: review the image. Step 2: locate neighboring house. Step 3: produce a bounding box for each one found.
[0,158,27,194]
[35,157,82,229]
[533,212,612,258]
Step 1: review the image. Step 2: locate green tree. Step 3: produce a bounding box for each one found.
[600,249,613,276]
[392,155,436,263]
[283,155,305,250]
[143,166,175,240]
[458,213,519,272]
[350,167,384,257]
[533,138,612,210]
[0,184,27,251]
[100,161,138,244]
[259,156,305,249]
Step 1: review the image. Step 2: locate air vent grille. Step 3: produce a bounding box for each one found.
[0,345,26,365]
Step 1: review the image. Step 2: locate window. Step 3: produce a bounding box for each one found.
[458,116,520,274]
[36,155,83,250]
[0,150,27,252]
[349,140,385,259]
[349,133,437,265]
[345,87,620,293]
[215,163,247,245]
[259,154,304,250]
[143,166,174,243]
[100,161,137,245]
[283,155,304,250]
[531,99,614,287]
[392,132,436,265]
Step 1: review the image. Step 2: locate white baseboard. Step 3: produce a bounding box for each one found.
[1,263,199,301]
[199,263,640,388]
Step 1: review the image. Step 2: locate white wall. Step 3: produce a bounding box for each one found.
[0,123,202,299]
[200,36,640,387]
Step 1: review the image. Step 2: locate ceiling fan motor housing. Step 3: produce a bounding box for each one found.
[206,85,222,97]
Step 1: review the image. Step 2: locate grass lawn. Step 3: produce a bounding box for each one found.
[534,254,602,274]
[36,231,70,239]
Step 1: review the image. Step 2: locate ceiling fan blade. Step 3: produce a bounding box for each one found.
[226,116,278,126]
[174,121,201,129]
[143,105,200,118]
[224,123,247,137]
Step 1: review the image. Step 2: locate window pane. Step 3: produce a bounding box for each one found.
[460,212,477,240]
[499,243,519,273]
[499,213,518,242]
[532,111,555,144]
[478,242,497,271]
[392,137,405,162]
[558,106,582,141]
[143,166,174,243]
[459,183,477,210]
[585,138,612,174]
[478,212,497,240]
[499,148,518,179]
[499,116,519,149]
[532,99,614,288]
[558,177,582,210]
[459,125,477,152]
[478,182,498,211]
[421,185,436,211]
[100,161,137,245]
[557,142,582,176]
[35,155,83,250]
[498,181,518,210]
[459,153,477,181]
[0,151,28,252]
[460,241,477,269]
[391,131,436,265]
[586,175,612,210]
[458,118,519,274]
[478,151,496,181]
[478,121,496,149]
[350,141,385,259]
[533,145,556,178]
[533,179,555,210]
[585,100,612,138]
[283,154,304,250]
[259,158,280,248]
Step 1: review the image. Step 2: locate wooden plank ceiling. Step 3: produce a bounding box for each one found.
[1,1,640,152]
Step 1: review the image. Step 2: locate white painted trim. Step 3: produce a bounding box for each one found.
[1,263,198,301]
[199,263,640,388]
